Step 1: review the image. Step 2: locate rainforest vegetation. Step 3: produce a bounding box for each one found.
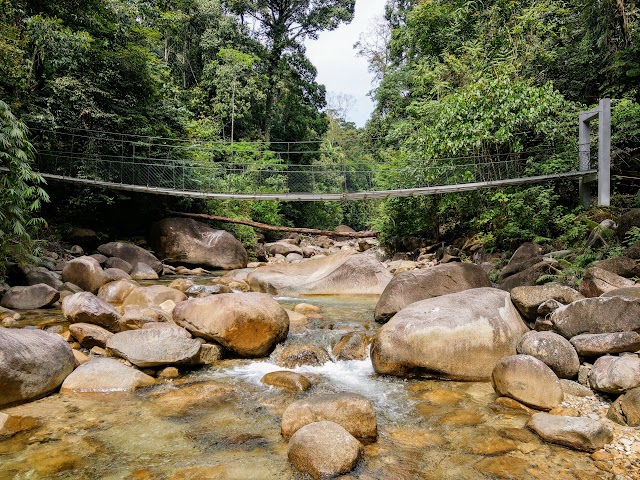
[1,0,640,269]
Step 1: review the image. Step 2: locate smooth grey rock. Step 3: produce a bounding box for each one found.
[594,256,639,278]
[559,379,594,397]
[0,327,75,408]
[265,241,304,257]
[551,296,640,338]
[371,288,528,381]
[62,256,108,293]
[517,331,579,379]
[60,358,157,392]
[62,292,121,332]
[590,355,640,394]
[121,285,186,308]
[25,267,63,290]
[500,260,558,291]
[491,354,563,411]
[247,252,391,296]
[1,284,60,310]
[510,285,583,321]
[570,332,640,357]
[578,267,635,297]
[130,262,159,281]
[601,286,640,301]
[527,412,613,452]
[150,217,248,270]
[106,327,200,367]
[374,262,491,323]
[98,242,163,274]
[119,305,172,330]
[104,257,133,274]
[500,243,543,279]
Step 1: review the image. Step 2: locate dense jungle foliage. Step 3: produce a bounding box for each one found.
[1,0,639,264]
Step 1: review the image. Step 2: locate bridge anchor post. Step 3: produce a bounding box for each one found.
[579,98,611,207]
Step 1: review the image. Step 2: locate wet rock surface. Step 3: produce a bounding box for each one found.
[62,292,121,331]
[0,283,60,310]
[60,358,157,392]
[527,413,613,452]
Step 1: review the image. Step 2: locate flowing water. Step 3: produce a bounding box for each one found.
[0,281,604,479]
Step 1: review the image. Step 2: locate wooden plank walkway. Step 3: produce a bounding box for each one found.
[9,168,597,201]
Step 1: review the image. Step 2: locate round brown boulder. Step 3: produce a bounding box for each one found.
[281,393,377,443]
[97,279,139,304]
[371,288,529,381]
[607,387,640,426]
[516,331,579,379]
[62,256,108,294]
[261,371,311,392]
[172,292,289,358]
[62,292,122,332]
[491,355,564,411]
[122,285,187,308]
[0,327,75,408]
[374,262,492,323]
[590,355,640,394]
[150,217,248,270]
[288,421,362,480]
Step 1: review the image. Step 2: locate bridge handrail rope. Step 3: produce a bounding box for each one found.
[21,100,612,203]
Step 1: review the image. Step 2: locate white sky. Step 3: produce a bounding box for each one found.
[305,0,388,127]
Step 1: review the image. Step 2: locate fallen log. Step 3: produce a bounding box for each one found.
[167,211,379,238]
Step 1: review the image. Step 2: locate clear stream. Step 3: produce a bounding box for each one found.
[1,282,603,480]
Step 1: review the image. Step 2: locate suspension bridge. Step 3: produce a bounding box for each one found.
[18,100,612,205]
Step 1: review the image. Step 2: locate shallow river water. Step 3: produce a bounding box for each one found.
[0,284,606,479]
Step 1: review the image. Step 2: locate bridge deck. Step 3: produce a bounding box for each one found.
[29,169,598,201]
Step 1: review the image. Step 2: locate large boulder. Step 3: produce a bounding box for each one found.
[106,327,201,367]
[500,243,543,279]
[516,331,579,379]
[62,292,122,332]
[500,260,558,291]
[374,263,491,323]
[0,284,60,310]
[246,252,392,296]
[510,285,584,321]
[173,292,289,357]
[578,267,635,297]
[281,393,377,443]
[150,217,247,270]
[121,285,187,308]
[60,358,157,392]
[62,256,108,293]
[265,242,304,257]
[0,327,75,408]
[601,286,640,301]
[371,288,528,381]
[491,355,564,411]
[103,257,133,274]
[607,387,640,426]
[288,421,362,480]
[590,355,640,394]
[97,242,163,274]
[130,263,159,281]
[527,413,613,452]
[594,256,639,278]
[570,332,640,357]
[551,296,640,338]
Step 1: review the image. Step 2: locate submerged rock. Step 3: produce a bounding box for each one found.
[0,412,39,438]
[0,327,75,408]
[288,421,362,480]
[491,355,563,411]
[374,262,491,323]
[371,288,528,381]
[150,217,248,270]
[60,358,157,392]
[106,327,200,367]
[281,393,377,443]
[173,292,289,358]
[527,412,613,452]
[261,371,311,392]
[0,283,60,310]
[246,252,391,296]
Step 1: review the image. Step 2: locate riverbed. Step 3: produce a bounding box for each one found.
[0,283,609,479]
